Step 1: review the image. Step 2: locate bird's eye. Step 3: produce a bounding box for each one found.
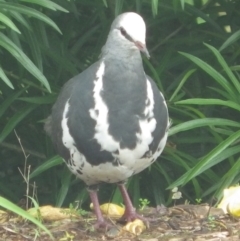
[119,27,134,43]
[120,27,127,36]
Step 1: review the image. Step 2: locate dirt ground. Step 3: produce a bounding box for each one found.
[1,204,240,241]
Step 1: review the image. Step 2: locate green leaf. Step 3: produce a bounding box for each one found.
[8,11,31,30]
[183,130,240,185]
[0,33,51,92]
[0,12,21,33]
[20,0,68,12]
[27,196,40,209]
[168,146,240,189]
[208,87,232,100]
[0,2,62,34]
[0,89,25,118]
[204,43,240,94]
[169,118,240,136]
[0,66,14,89]
[115,0,124,16]
[18,96,56,104]
[102,0,108,7]
[56,167,72,207]
[169,69,196,101]
[213,157,240,199]
[0,104,37,142]
[0,196,53,239]
[179,51,235,97]
[23,28,43,71]
[144,58,163,92]
[30,156,63,179]
[176,98,240,112]
[151,0,158,17]
[180,0,185,9]
[219,29,240,51]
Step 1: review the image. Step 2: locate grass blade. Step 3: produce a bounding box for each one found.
[56,167,72,207]
[0,12,21,33]
[169,118,240,136]
[30,156,63,179]
[0,104,37,142]
[213,157,240,199]
[176,98,240,112]
[151,0,158,17]
[0,89,25,118]
[204,43,240,94]
[0,2,62,33]
[8,11,31,30]
[179,52,235,96]
[219,29,240,51]
[102,0,108,7]
[183,130,240,185]
[169,69,196,101]
[115,0,124,16]
[0,33,51,92]
[168,146,240,189]
[18,96,56,104]
[0,66,14,89]
[0,196,53,238]
[180,0,185,9]
[20,0,68,12]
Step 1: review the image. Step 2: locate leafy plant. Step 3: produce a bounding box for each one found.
[168,43,240,201]
[0,196,52,238]
[139,198,150,210]
[1,0,240,213]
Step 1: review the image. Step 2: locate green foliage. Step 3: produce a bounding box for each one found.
[139,198,150,210]
[0,196,53,238]
[195,198,202,204]
[0,0,240,214]
[169,44,240,200]
[63,203,88,217]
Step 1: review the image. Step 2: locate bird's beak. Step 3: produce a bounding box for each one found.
[135,41,150,59]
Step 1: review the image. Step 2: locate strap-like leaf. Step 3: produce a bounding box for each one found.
[183,130,240,185]
[20,0,68,12]
[0,104,37,142]
[204,43,240,94]
[169,118,240,136]
[0,66,14,89]
[176,98,240,112]
[0,197,53,238]
[0,33,51,92]
[0,12,21,33]
[0,2,62,33]
[179,51,236,97]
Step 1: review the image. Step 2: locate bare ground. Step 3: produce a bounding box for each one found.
[1,204,240,241]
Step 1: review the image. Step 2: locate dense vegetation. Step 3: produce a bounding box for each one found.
[0,0,240,215]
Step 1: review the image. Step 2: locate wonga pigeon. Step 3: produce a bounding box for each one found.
[45,12,169,229]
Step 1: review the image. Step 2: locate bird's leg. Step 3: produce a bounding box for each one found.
[87,186,111,230]
[117,182,147,223]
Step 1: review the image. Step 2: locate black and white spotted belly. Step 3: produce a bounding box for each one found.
[60,60,169,186]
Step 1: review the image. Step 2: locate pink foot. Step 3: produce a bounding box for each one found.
[117,183,149,226]
[88,188,112,230]
[119,209,147,223]
[93,219,112,230]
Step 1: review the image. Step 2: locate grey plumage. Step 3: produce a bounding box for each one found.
[45,12,169,228]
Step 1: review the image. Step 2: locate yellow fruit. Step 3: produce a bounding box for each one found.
[90,203,124,218]
[123,219,146,235]
[27,205,80,221]
[218,186,240,217]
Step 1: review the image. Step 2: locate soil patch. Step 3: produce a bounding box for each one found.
[0,204,239,241]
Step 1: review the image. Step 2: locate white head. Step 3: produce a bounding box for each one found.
[102,12,150,59]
